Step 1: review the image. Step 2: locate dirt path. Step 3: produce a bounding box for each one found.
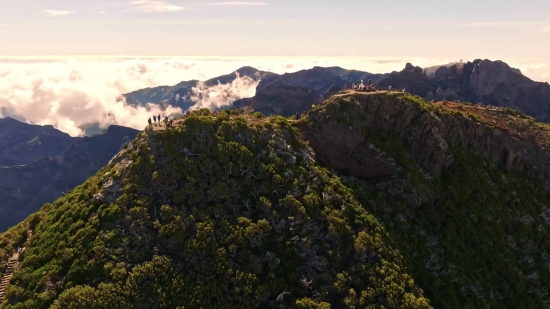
[0,229,32,302]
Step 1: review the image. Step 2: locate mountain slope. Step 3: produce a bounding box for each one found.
[123,66,276,110]
[0,125,139,232]
[1,93,549,308]
[0,117,76,167]
[256,66,385,99]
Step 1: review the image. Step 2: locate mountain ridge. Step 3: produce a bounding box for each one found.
[0,91,549,308]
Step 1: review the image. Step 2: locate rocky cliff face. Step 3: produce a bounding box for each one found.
[376,63,438,98]
[303,92,550,190]
[430,59,550,121]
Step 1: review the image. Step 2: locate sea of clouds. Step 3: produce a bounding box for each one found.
[0,56,548,136]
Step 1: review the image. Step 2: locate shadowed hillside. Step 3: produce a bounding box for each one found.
[0,125,139,232]
[0,118,76,167]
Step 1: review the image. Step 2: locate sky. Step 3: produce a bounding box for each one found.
[0,0,549,136]
[0,0,549,59]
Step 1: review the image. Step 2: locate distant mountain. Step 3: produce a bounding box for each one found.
[377,63,438,98]
[233,66,385,114]
[256,66,385,99]
[327,66,388,84]
[123,66,276,110]
[0,125,138,231]
[424,62,460,78]
[0,117,77,167]
[424,61,524,78]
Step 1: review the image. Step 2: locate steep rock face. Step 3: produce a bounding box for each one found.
[376,63,438,98]
[305,93,453,178]
[309,93,550,190]
[251,85,319,116]
[303,119,397,178]
[431,59,550,121]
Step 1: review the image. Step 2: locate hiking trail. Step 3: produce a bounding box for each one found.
[0,229,33,302]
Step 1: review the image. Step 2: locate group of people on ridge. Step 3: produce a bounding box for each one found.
[147,114,173,129]
[344,79,379,92]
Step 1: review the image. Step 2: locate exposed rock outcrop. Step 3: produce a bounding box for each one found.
[376,63,438,98]
[305,93,452,178]
[431,59,550,122]
[304,93,550,190]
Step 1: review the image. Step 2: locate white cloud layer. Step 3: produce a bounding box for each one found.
[131,0,185,12]
[42,10,75,17]
[0,56,548,137]
[186,73,259,111]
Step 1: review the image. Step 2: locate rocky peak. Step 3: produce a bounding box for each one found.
[402,62,426,78]
[376,63,437,98]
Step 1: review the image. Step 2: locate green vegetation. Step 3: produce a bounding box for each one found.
[504,107,535,121]
[0,113,430,308]
[345,129,550,309]
[1,94,549,308]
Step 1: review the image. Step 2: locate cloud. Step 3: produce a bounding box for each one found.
[203,2,268,5]
[543,27,550,33]
[98,11,106,14]
[186,72,258,111]
[1,56,548,136]
[130,1,185,12]
[0,59,197,136]
[41,10,75,17]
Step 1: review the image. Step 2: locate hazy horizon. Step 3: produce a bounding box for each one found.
[1,55,549,137]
